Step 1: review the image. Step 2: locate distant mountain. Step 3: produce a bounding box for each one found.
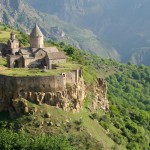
[26,0,150,65]
[0,0,119,59]
[130,48,150,66]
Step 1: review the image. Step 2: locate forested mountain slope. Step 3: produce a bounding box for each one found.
[0,0,119,59]
[0,24,149,149]
[26,0,150,65]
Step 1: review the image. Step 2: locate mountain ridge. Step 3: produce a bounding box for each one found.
[26,0,150,65]
[0,0,120,59]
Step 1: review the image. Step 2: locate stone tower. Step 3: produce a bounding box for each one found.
[10,32,16,40]
[7,32,19,54]
[30,24,44,49]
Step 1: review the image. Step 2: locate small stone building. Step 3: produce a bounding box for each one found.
[7,24,66,69]
[7,32,20,55]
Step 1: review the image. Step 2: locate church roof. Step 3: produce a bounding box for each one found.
[20,48,32,55]
[43,47,59,53]
[11,32,15,35]
[46,52,66,60]
[30,24,43,37]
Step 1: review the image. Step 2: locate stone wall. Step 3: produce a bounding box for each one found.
[0,43,8,56]
[0,74,66,108]
[0,69,86,113]
[48,59,66,69]
[0,74,65,93]
[30,36,44,49]
[7,55,23,68]
[0,70,109,114]
[8,40,19,49]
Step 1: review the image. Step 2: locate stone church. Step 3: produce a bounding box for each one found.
[7,24,66,69]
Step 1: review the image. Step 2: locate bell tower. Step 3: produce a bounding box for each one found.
[10,32,16,40]
[30,24,44,49]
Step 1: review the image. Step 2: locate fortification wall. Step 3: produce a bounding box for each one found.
[0,69,85,112]
[0,70,81,100]
[0,75,66,101]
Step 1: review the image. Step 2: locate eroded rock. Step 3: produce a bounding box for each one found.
[92,78,109,112]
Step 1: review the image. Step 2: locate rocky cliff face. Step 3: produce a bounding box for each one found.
[92,78,109,112]
[0,73,109,117]
[0,75,86,114]
[15,77,85,112]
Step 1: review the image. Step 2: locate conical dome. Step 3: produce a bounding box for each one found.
[30,24,44,49]
[30,24,43,37]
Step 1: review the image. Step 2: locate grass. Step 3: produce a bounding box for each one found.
[0,58,7,66]
[0,58,81,77]
[0,100,127,149]
[0,67,67,76]
[83,66,97,84]
[0,25,18,43]
[0,24,22,43]
[0,30,11,39]
[8,101,126,150]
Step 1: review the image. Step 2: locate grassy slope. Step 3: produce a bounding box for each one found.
[0,26,118,148]
[0,25,15,43]
[1,25,149,149]
[2,102,124,150]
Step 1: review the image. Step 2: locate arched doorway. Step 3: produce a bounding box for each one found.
[13,60,19,68]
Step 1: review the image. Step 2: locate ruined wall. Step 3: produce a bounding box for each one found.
[0,75,66,103]
[66,69,81,85]
[0,68,109,114]
[0,70,85,113]
[66,71,76,84]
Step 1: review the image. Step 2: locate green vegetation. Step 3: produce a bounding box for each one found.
[0,104,117,150]
[51,41,150,149]
[0,62,80,77]
[0,23,29,46]
[0,57,7,66]
[0,26,149,149]
[106,64,150,150]
[0,129,74,150]
[0,24,13,43]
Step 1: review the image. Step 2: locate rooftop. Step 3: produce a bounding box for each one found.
[47,52,66,60]
[20,48,32,55]
[43,47,59,53]
[30,24,43,37]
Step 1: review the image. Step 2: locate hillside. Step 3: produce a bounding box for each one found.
[26,0,150,65]
[0,26,150,150]
[0,0,119,59]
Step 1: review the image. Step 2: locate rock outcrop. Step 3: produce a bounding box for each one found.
[0,70,109,117]
[92,78,109,112]
[0,74,85,116]
[17,77,85,112]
